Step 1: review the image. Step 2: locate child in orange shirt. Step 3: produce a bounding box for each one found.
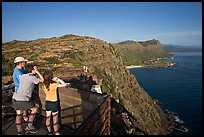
[41,70,67,135]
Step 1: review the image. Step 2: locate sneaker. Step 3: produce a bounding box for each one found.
[55,131,63,135]
[17,130,26,135]
[55,132,60,135]
[25,125,38,134]
[23,117,28,123]
[47,131,53,135]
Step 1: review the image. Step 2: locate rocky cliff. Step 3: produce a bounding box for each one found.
[113,39,171,66]
[2,34,173,135]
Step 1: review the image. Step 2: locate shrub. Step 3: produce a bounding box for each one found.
[72,62,82,67]
[28,53,39,61]
[43,57,61,64]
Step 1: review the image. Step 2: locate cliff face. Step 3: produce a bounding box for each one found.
[2,34,171,135]
[113,39,171,66]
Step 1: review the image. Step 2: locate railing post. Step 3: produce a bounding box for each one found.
[107,96,111,135]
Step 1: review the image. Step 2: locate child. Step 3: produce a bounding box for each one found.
[41,70,67,135]
[12,65,44,135]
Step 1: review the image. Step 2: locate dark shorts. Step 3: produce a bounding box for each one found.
[45,101,59,112]
[12,99,35,111]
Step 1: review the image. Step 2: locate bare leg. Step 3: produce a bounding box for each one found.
[46,111,52,133]
[28,107,38,125]
[23,110,28,121]
[15,110,23,132]
[52,111,60,135]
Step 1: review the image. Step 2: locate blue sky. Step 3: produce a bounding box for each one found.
[2,2,202,46]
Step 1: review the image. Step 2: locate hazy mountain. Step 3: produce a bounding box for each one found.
[162,44,202,52]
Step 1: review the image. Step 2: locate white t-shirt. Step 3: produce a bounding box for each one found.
[12,74,40,101]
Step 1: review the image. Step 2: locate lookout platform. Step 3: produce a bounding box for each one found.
[2,84,111,135]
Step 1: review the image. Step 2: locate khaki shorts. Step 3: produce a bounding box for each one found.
[12,99,35,111]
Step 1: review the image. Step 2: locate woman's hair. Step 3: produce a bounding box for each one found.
[43,70,54,91]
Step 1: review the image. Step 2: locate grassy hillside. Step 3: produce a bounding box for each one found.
[113,40,171,66]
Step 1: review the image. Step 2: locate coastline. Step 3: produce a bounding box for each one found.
[126,65,143,69]
[126,61,176,69]
[128,53,198,135]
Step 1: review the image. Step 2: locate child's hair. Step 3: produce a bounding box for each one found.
[43,70,54,91]
[25,64,34,73]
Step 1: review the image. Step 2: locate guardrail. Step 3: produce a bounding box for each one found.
[36,84,111,135]
[73,95,111,135]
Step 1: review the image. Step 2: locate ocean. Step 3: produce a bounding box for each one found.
[129,52,202,135]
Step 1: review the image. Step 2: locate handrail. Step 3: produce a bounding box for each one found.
[73,95,110,135]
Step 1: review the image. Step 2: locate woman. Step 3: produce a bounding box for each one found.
[41,70,67,135]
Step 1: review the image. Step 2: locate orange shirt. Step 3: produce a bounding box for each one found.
[42,83,59,102]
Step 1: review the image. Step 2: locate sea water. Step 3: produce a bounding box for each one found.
[129,52,202,135]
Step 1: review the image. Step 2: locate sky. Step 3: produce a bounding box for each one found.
[2,2,202,46]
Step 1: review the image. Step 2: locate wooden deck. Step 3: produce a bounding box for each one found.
[2,85,111,135]
[2,115,75,135]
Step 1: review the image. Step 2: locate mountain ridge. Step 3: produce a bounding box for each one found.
[112,39,171,66]
[2,34,174,135]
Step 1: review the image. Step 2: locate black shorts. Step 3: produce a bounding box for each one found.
[45,101,59,112]
[12,99,35,111]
